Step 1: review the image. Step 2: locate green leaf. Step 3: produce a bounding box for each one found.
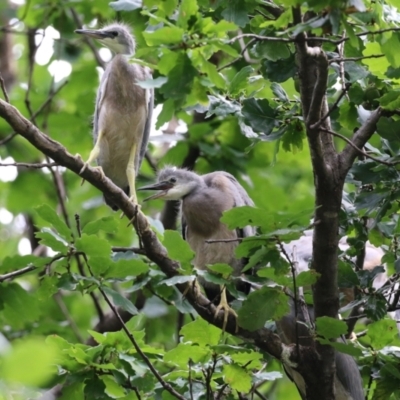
[317,339,363,357]
[315,317,347,339]
[164,343,210,368]
[0,254,52,273]
[35,204,72,240]
[366,319,397,349]
[379,90,400,111]
[180,318,221,346]
[221,206,271,231]
[104,258,149,279]
[0,283,41,328]
[223,363,252,392]
[296,270,319,287]
[271,82,289,102]
[238,287,289,331]
[221,0,249,27]
[229,66,254,96]
[242,98,276,134]
[142,26,184,46]
[1,337,59,386]
[82,216,119,235]
[261,54,296,83]
[36,231,68,253]
[163,230,194,266]
[160,53,197,101]
[75,234,111,258]
[109,0,141,11]
[177,0,198,29]
[207,263,233,276]
[99,375,126,398]
[102,286,138,315]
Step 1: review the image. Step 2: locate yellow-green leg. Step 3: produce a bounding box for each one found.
[126,142,138,204]
[77,130,105,178]
[214,286,238,333]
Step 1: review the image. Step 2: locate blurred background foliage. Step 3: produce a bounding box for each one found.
[1,0,400,398]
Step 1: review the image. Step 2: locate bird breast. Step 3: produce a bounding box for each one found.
[96,56,148,187]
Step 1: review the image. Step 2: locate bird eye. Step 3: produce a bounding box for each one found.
[169,177,177,183]
[109,31,118,37]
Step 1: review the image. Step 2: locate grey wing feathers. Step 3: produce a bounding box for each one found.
[138,68,154,172]
[93,66,111,143]
[203,171,255,239]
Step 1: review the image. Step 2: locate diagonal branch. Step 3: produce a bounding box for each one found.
[339,107,382,176]
[0,97,285,361]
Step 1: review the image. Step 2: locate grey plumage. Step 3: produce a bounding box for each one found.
[139,167,255,327]
[75,23,154,209]
[276,302,364,400]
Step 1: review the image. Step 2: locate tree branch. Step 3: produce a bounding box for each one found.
[339,107,382,175]
[0,97,285,361]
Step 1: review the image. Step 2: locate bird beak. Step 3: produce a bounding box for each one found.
[138,181,174,201]
[75,29,114,39]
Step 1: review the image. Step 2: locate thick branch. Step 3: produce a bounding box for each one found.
[339,107,382,176]
[0,98,284,360]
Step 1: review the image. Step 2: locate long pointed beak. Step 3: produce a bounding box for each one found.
[75,29,113,39]
[138,181,174,201]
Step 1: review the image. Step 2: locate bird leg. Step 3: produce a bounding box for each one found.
[214,286,238,333]
[77,130,105,182]
[126,142,138,205]
[122,143,140,220]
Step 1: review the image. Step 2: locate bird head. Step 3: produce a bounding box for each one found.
[75,23,135,55]
[139,167,204,201]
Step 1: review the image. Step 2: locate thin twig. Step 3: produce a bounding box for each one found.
[0,132,17,145]
[70,8,105,69]
[75,214,105,322]
[97,282,186,400]
[31,80,69,121]
[329,54,385,64]
[229,26,400,46]
[322,128,400,166]
[54,292,85,343]
[0,162,59,169]
[310,83,351,130]
[276,237,300,358]
[0,72,10,103]
[218,38,257,71]
[111,246,147,255]
[0,265,36,282]
[205,238,243,244]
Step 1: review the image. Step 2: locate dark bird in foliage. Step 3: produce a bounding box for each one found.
[75,22,153,209]
[277,231,390,400]
[139,167,255,330]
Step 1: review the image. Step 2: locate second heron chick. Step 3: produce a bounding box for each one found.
[139,167,255,331]
[75,22,154,210]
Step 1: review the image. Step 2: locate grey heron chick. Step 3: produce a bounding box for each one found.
[139,167,255,331]
[75,22,154,209]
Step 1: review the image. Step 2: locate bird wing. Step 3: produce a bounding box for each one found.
[203,171,256,239]
[138,67,154,170]
[93,65,111,143]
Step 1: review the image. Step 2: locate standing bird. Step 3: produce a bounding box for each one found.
[139,167,255,330]
[75,23,153,209]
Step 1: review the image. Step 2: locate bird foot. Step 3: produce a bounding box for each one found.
[78,162,105,186]
[214,301,238,333]
[125,203,141,227]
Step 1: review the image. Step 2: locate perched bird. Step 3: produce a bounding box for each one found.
[139,167,255,330]
[75,22,153,209]
[277,302,364,400]
[277,231,391,400]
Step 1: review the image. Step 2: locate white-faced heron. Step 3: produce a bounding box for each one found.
[75,22,154,209]
[139,167,255,330]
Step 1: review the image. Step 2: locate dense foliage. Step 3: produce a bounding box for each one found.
[1,0,400,399]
